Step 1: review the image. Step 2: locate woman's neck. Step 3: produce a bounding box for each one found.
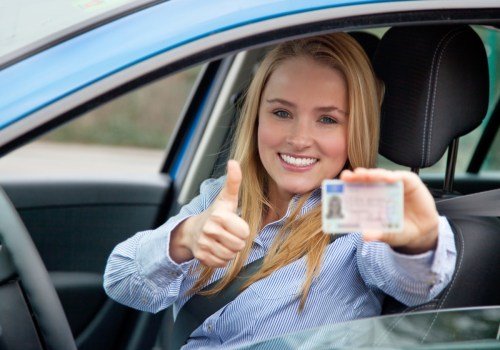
[262,207,285,227]
[263,186,293,227]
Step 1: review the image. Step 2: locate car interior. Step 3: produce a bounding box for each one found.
[1,12,500,350]
[162,23,500,349]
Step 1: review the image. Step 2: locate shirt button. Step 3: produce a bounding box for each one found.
[206,323,214,333]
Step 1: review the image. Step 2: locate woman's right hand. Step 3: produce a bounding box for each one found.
[170,160,250,267]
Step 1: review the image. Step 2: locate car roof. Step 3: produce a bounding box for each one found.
[0,0,499,148]
[0,0,152,68]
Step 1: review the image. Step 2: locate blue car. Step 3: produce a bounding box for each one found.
[1,0,500,349]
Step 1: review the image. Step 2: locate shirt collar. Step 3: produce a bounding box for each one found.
[255,187,322,249]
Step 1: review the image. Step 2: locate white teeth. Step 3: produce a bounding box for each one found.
[280,154,317,166]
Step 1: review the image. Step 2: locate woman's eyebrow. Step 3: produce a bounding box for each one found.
[265,98,295,107]
[266,98,347,115]
[317,106,348,116]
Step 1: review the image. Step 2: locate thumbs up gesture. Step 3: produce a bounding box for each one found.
[170,160,250,267]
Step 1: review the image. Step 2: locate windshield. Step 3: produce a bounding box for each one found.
[236,307,500,349]
[0,0,156,68]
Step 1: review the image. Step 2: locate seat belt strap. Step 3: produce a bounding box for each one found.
[170,256,264,350]
[436,188,500,217]
[171,234,341,349]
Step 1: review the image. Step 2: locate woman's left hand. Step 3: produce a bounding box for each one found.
[340,168,439,254]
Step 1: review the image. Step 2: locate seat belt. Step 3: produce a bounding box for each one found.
[171,188,500,349]
[170,256,264,350]
[171,234,343,350]
[435,188,500,217]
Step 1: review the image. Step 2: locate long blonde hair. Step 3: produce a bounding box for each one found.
[190,32,383,309]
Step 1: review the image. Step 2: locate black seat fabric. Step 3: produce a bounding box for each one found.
[373,25,500,314]
[349,31,380,61]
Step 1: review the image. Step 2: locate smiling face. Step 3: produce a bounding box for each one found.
[258,55,349,204]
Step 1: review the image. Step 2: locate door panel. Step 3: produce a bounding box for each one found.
[0,175,174,349]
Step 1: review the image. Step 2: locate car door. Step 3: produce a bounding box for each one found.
[0,65,180,350]
[0,0,244,347]
[0,56,235,349]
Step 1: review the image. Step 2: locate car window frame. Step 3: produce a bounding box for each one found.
[3,2,499,148]
[1,3,499,187]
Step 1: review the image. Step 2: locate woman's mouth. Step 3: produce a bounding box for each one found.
[279,153,318,167]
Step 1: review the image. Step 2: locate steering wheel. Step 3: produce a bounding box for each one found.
[0,187,76,350]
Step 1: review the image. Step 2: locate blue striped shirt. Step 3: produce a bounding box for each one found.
[103,176,456,349]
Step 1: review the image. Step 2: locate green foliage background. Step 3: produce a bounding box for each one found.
[42,67,201,149]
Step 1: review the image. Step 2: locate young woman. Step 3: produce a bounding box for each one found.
[104,33,456,348]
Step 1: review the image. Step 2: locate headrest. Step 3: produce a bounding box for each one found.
[373,25,489,168]
[349,31,380,60]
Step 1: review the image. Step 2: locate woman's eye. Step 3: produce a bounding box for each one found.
[273,110,290,119]
[319,116,337,124]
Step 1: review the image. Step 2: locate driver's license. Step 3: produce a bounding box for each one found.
[321,180,404,234]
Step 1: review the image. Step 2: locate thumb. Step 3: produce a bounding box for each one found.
[218,159,242,212]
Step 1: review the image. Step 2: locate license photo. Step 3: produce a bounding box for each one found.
[322,180,404,234]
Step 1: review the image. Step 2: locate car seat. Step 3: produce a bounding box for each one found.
[349,31,380,61]
[372,24,500,313]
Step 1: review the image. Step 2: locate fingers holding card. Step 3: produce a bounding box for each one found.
[324,168,439,254]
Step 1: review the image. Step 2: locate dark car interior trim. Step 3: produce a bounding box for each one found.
[0,188,77,350]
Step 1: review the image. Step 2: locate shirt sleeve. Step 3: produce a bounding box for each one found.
[103,177,224,313]
[357,216,457,306]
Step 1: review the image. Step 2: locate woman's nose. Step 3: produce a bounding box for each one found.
[286,119,313,149]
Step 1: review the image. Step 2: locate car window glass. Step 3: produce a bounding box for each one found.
[378,26,500,175]
[485,130,500,170]
[0,65,201,177]
[236,306,500,349]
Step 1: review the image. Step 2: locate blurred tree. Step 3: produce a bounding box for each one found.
[43,66,201,149]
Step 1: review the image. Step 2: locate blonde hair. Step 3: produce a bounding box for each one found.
[190,32,383,309]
